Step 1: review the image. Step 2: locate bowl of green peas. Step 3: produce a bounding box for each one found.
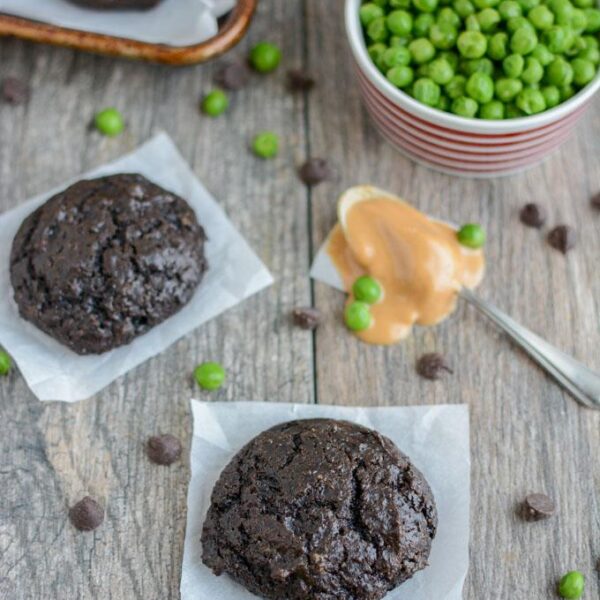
[347,0,600,176]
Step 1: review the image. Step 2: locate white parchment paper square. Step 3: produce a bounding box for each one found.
[0,0,235,46]
[182,401,470,600]
[0,133,273,402]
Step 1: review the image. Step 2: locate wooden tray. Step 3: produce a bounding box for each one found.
[0,0,258,65]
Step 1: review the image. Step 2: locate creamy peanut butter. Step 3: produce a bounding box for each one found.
[328,186,485,345]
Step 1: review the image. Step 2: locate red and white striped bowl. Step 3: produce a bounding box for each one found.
[346,0,600,177]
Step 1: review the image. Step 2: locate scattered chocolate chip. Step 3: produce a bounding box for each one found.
[146,434,182,466]
[214,62,250,91]
[547,225,576,254]
[416,353,453,381]
[522,493,556,521]
[591,192,600,211]
[292,307,321,330]
[287,69,316,92]
[519,203,547,228]
[298,158,332,186]
[69,496,104,531]
[1,77,30,105]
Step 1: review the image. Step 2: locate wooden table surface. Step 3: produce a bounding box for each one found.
[1,1,599,599]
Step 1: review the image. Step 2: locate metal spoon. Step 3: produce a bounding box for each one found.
[460,288,600,410]
[337,186,600,410]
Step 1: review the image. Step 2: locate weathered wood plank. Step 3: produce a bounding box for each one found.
[306,1,600,599]
[0,2,314,598]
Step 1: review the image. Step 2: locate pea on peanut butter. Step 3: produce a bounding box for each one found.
[328,186,485,345]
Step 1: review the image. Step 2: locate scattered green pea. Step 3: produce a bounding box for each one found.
[457,223,486,248]
[249,42,282,73]
[194,362,226,391]
[0,350,11,376]
[252,132,279,159]
[94,108,124,137]
[352,276,383,304]
[201,90,229,117]
[344,301,373,332]
[557,571,585,599]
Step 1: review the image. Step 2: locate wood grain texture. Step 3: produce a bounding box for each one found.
[0,0,598,599]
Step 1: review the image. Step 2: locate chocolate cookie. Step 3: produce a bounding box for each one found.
[10,174,207,355]
[67,0,163,9]
[201,419,437,600]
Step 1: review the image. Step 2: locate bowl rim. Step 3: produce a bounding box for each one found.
[345,0,600,134]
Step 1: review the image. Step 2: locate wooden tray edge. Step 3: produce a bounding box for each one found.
[0,0,258,66]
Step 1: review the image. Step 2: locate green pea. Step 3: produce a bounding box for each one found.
[570,8,588,33]
[252,132,279,159]
[557,571,585,599]
[429,58,456,83]
[391,0,412,7]
[466,14,482,30]
[516,87,547,113]
[571,57,596,84]
[352,276,383,304]
[466,71,495,101]
[542,84,562,106]
[480,99,506,117]
[383,46,412,67]
[414,0,440,12]
[452,95,480,115]
[446,74,468,97]
[94,108,124,137]
[430,23,459,49]
[488,32,509,59]
[531,43,555,65]
[583,34,599,49]
[583,8,600,32]
[438,7,462,27]
[546,56,574,85]
[578,46,600,64]
[249,42,282,73]
[478,8,502,31]
[360,3,385,26]
[413,77,442,105]
[194,362,226,391]
[387,64,415,87]
[503,53,526,76]
[0,350,11,376]
[506,102,526,116]
[413,13,436,36]
[367,16,390,43]
[344,301,373,332]
[543,25,573,52]
[511,27,538,54]
[573,0,594,7]
[521,57,544,83]
[518,0,540,10]
[391,34,413,46]
[529,5,555,30]
[550,0,574,24]
[454,0,476,18]
[201,90,229,117]
[387,10,414,36]
[457,31,488,57]
[495,76,524,100]
[368,42,389,66]
[499,0,522,20]
[560,84,576,99]
[457,223,486,247]
[461,57,495,75]
[438,94,451,110]
[566,36,587,56]
[409,38,437,63]
[473,0,500,8]
[439,50,460,69]
[507,15,536,32]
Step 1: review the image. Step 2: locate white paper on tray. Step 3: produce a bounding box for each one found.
[0,133,273,402]
[182,401,470,600]
[0,0,236,47]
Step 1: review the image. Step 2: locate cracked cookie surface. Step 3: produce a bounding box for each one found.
[201,419,437,600]
[10,173,207,355]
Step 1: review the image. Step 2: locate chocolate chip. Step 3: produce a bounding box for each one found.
[69,496,104,531]
[287,69,316,92]
[298,159,332,186]
[522,493,556,521]
[547,225,576,254]
[1,77,30,105]
[214,62,250,91]
[146,434,182,466]
[416,353,453,380]
[591,192,600,211]
[519,203,547,228]
[292,307,321,330]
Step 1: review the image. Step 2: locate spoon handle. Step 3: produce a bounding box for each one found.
[460,288,600,410]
